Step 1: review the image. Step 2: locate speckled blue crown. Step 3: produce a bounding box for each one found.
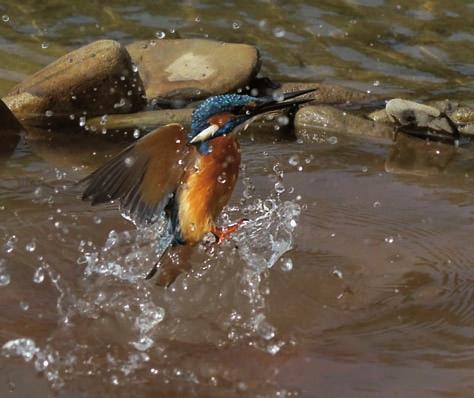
[190,94,257,140]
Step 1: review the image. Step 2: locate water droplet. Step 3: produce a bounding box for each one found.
[41,42,49,49]
[373,201,381,208]
[288,155,299,166]
[2,15,9,22]
[45,110,53,117]
[362,166,368,173]
[274,181,285,194]
[131,63,138,73]
[79,116,86,127]
[373,80,380,87]
[20,301,29,311]
[2,338,37,361]
[217,174,227,184]
[25,240,36,252]
[100,114,108,125]
[232,21,240,30]
[4,235,17,254]
[0,260,10,286]
[273,26,285,38]
[385,236,394,244]
[155,31,166,39]
[327,136,338,145]
[133,129,140,139]
[332,269,343,279]
[267,343,281,355]
[124,156,135,167]
[280,258,293,272]
[93,216,102,224]
[33,267,45,284]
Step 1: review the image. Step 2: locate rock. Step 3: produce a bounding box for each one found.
[368,108,391,123]
[275,82,378,107]
[0,99,24,156]
[127,39,260,102]
[294,105,395,143]
[386,98,457,138]
[3,40,146,126]
[447,106,474,125]
[386,99,440,126]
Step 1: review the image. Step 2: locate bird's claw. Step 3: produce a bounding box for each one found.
[212,218,249,244]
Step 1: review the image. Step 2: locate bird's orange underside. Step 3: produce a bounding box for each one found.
[178,135,241,244]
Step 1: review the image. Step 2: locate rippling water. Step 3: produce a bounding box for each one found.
[1,1,474,397]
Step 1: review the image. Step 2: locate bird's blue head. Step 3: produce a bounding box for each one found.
[188,90,315,154]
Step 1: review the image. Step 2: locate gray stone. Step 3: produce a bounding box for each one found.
[294,105,395,143]
[386,99,440,127]
[127,39,260,102]
[3,40,146,126]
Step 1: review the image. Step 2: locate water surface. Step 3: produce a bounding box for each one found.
[1,1,474,397]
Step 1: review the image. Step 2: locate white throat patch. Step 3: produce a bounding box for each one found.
[189,124,220,144]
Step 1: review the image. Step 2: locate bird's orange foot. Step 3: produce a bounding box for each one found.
[212,219,248,244]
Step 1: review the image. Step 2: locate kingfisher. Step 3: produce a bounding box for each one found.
[81,89,314,284]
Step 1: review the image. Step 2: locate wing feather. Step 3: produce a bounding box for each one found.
[81,124,193,225]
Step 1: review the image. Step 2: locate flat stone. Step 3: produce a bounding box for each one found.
[3,40,146,126]
[127,39,260,101]
[294,105,395,143]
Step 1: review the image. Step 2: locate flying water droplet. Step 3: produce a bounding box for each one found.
[41,42,49,49]
[327,136,338,145]
[45,110,53,117]
[288,155,299,166]
[155,31,166,39]
[273,26,286,38]
[33,267,45,284]
[4,235,17,254]
[124,156,135,167]
[2,15,9,22]
[280,258,293,272]
[133,129,140,139]
[0,259,10,286]
[25,240,36,252]
[232,21,240,30]
[274,181,285,194]
[2,338,38,361]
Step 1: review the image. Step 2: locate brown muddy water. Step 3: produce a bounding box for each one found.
[1,1,474,397]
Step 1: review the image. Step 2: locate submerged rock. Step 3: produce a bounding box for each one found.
[3,40,146,126]
[127,39,260,102]
[294,105,395,143]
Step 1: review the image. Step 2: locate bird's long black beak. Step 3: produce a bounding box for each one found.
[248,88,317,116]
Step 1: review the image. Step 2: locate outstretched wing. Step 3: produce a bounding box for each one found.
[81,123,193,225]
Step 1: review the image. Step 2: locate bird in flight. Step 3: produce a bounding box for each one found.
[81,89,314,285]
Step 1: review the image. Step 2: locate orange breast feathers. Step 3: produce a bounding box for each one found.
[177,135,241,244]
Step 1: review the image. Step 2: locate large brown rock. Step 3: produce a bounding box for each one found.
[127,39,260,101]
[3,40,146,126]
